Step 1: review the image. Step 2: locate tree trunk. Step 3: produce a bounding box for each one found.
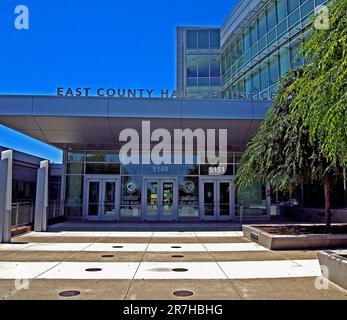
[324,179,331,228]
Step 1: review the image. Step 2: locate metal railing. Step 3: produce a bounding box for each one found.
[237,204,269,224]
[11,202,34,230]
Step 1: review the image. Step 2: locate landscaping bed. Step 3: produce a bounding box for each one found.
[243,224,347,250]
[256,225,347,235]
[318,251,347,291]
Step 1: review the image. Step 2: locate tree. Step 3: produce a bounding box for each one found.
[289,0,347,165]
[236,69,342,227]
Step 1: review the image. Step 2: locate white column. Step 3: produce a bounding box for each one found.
[0,150,13,243]
[34,160,49,232]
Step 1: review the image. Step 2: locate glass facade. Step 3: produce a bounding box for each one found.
[221,0,326,100]
[64,151,266,220]
[184,28,221,99]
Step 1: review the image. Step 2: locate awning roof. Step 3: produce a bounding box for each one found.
[0,95,270,151]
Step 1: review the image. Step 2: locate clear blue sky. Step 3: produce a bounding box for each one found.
[0,0,238,163]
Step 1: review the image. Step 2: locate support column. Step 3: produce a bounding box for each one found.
[0,150,13,243]
[34,160,49,232]
[266,182,272,217]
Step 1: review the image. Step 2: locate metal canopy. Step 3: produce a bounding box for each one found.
[0,95,270,151]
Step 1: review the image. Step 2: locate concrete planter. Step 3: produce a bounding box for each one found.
[243,224,347,250]
[318,251,347,291]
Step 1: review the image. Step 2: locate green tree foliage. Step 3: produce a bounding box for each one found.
[236,69,342,226]
[290,0,347,165]
[236,0,346,226]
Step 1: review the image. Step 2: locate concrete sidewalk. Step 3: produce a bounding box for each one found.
[0,230,346,300]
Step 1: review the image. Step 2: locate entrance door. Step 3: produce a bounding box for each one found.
[200,179,234,220]
[144,178,177,221]
[85,176,120,221]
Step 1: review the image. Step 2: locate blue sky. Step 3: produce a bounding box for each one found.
[0,0,237,163]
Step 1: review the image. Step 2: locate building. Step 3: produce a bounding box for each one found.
[0,97,269,222]
[176,27,222,99]
[0,146,43,204]
[1,0,343,224]
[177,0,327,100]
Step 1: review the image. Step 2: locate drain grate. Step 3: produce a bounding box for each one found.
[59,290,81,298]
[171,246,182,249]
[112,246,124,249]
[101,255,114,258]
[85,268,102,272]
[173,290,194,297]
[172,268,188,272]
[171,255,184,258]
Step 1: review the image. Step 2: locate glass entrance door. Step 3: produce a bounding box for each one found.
[144,178,177,221]
[200,179,234,220]
[85,177,120,221]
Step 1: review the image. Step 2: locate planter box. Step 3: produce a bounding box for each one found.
[243,224,347,250]
[318,251,347,291]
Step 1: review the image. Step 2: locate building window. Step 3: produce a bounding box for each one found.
[279,48,290,76]
[210,55,220,77]
[187,30,197,49]
[243,28,251,52]
[210,30,220,49]
[269,56,279,85]
[260,63,269,92]
[250,21,258,47]
[267,2,277,30]
[258,12,267,39]
[252,69,260,95]
[290,41,303,68]
[198,30,209,49]
[288,0,300,14]
[65,175,83,217]
[187,55,197,77]
[198,55,209,77]
[277,0,288,22]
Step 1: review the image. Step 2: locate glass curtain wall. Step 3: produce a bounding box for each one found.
[64,151,264,219]
[186,29,221,99]
[221,0,327,100]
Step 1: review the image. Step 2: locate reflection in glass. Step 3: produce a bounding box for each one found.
[147,182,158,217]
[104,182,116,216]
[162,182,174,216]
[179,177,199,218]
[219,182,231,216]
[88,181,100,216]
[204,183,215,216]
[198,55,209,77]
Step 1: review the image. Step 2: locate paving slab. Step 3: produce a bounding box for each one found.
[142,252,215,263]
[198,237,251,243]
[126,280,241,300]
[204,243,267,252]
[0,251,75,262]
[96,237,152,243]
[37,262,140,280]
[219,260,321,279]
[135,262,227,280]
[147,243,207,252]
[232,277,347,300]
[210,251,283,262]
[0,279,131,300]
[86,243,148,252]
[14,236,105,244]
[67,251,144,263]
[150,237,199,243]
